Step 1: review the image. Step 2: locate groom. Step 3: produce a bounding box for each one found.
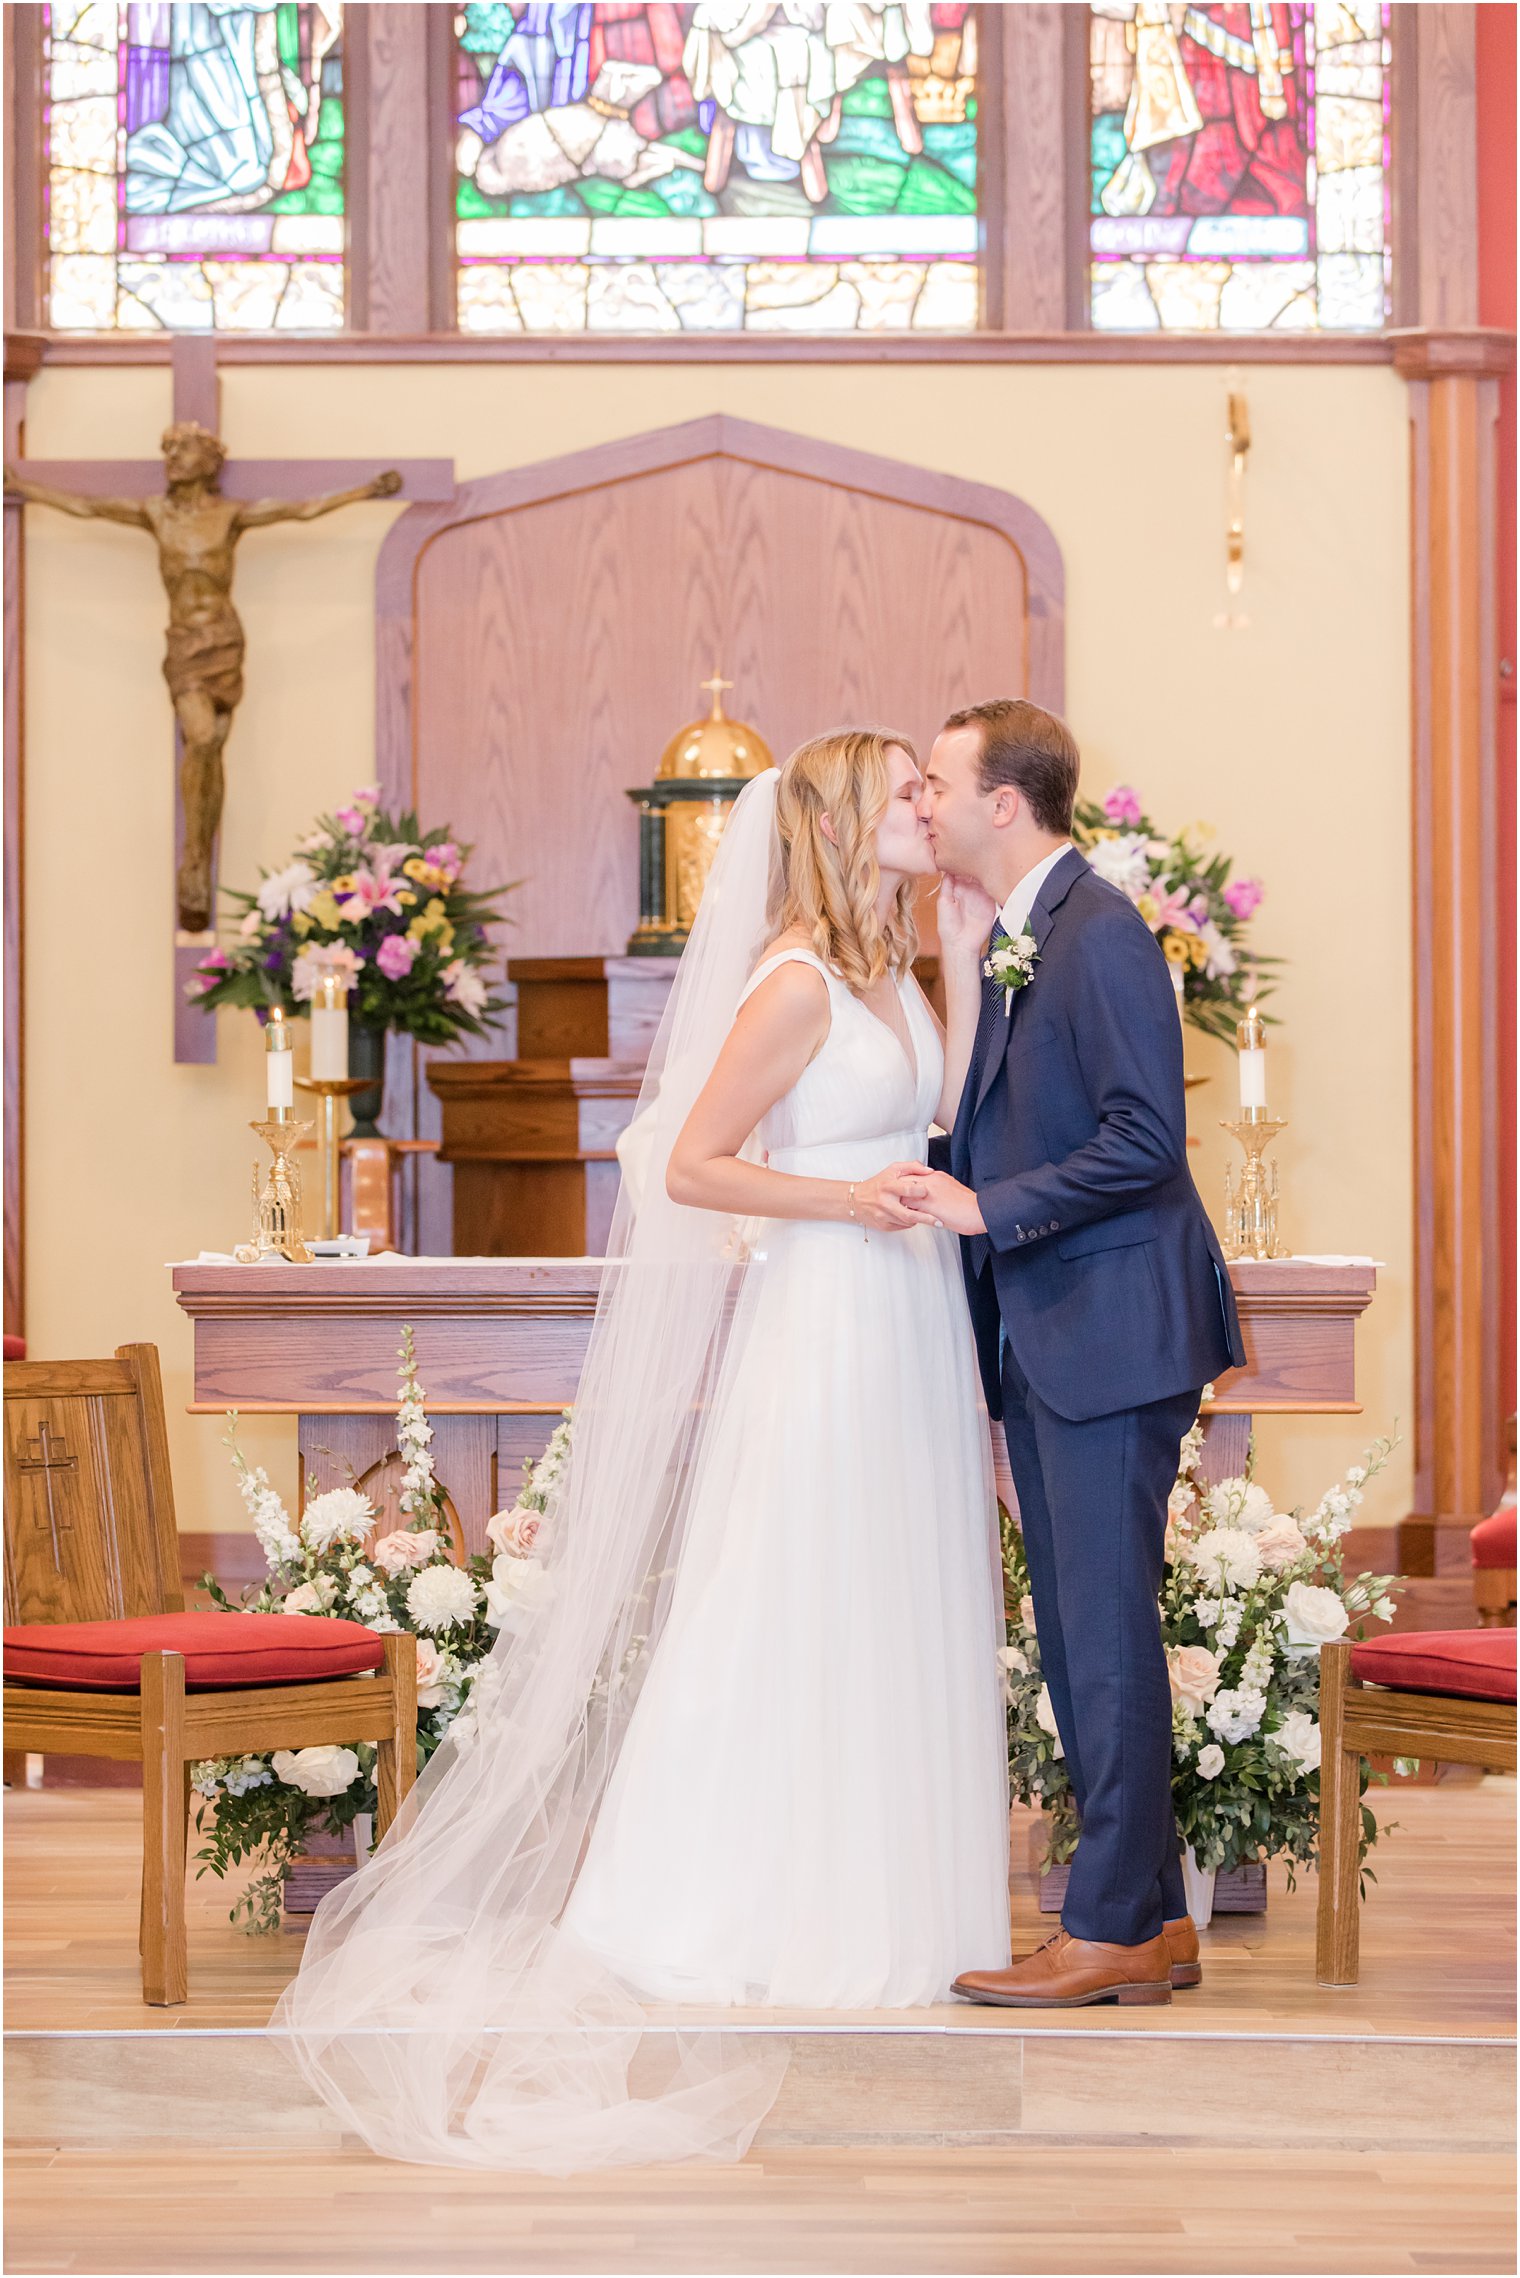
[905,698,1245,2007]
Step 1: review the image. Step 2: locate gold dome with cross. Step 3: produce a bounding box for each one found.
[656,670,774,781]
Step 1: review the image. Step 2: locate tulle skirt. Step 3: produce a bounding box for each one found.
[562,1208,1012,2007]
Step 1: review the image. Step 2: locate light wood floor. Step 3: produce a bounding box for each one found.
[5,1783,1515,2277]
[6,1787,1513,2041]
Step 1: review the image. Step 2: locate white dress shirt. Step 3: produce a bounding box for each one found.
[997,839,1073,944]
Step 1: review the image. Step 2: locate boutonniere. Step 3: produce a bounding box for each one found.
[983,925,1038,1016]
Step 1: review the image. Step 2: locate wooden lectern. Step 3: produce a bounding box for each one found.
[429,953,946,1256]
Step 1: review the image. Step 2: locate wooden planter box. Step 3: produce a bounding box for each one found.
[1026,1822,1268,1919]
[281,1816,369,1924]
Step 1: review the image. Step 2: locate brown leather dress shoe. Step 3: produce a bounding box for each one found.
[952,1928,1172,2008]
[1163,1913,1202,1989]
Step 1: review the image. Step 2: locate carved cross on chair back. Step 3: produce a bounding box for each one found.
[3,1347,183,1628]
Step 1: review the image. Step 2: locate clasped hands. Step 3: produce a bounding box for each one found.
[853,1162,986,1237]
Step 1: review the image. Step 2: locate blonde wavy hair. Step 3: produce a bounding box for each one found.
[769,727,920,994]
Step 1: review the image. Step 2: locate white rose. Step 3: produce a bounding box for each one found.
[1185,1526,1261,1592]
[371,1528,441,1576]
[1034,1682,1065,1758]
[281,1576,338,1617]
[1196,1742,1226,1780]
[998,1643,1029,1680]
[482,1555,554,1630]
[301,1486,374,1554]
[1167,1644,1222,1713]
[485,1504,542,1559]
[271,1744,360,1798]
[1205,1686,1266,1744]
[1283,1580,1350,1652]
[1271,1708,1322,1774]
[405,1563,480,1632]
[413,1637,449,1709]
[1254,1516,1308,1572]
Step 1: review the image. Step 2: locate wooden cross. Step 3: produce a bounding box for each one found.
[5,337,454,1065]
[17,1421,78,1568]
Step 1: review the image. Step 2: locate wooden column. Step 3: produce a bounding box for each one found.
[978,5,1085,332]
[4,333,43,1344]
[347,4,455,335]
[1394,326,1514,1570]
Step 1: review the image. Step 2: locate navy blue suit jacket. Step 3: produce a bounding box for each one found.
[935,848,1246,1425]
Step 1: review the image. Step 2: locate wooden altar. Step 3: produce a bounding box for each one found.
[173,1257,1376,1547]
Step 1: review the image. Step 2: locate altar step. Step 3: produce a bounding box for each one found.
[6,2017,1512,2159]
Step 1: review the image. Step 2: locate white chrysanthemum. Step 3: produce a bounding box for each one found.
[1185,1526,1261,1592]
[272,1744,360,1798]
[256,859,318,920]
[1196,1742,1226,1780]
[1205,1477,1276,1534]
[1282,1580,1350,1651]
[1270,1709,1322,1774]
[405,1562,480,1631]
[1206,1686,1266,1744]
[301,1486,374,1554]
[1085,832,1152,900]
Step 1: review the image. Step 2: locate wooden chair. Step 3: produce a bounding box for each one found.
[1317,1631,1516,1986]
[1471,1506,1518,1627]
[3,1344,417,2005]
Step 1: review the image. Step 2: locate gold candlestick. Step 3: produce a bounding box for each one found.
[295,1076,369,1241]
[1220,1110,1288,1259]
[234,1112,315,1264]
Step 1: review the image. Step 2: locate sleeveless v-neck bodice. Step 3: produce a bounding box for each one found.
[736,947,941,1179]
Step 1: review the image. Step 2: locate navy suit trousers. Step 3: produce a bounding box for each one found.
[1000,1337,1199,1945]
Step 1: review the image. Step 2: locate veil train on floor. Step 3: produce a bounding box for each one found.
[271,772,791,2172]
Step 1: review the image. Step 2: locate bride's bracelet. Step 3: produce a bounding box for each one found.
[846,1182,870,1243]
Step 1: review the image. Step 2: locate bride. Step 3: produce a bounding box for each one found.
[274,728,1011,2172]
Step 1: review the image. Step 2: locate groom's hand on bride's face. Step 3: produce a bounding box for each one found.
[896,1169,986,1237]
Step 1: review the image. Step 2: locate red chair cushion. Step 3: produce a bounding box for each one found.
[1350,1627,1517,1705]
[1471,1507,1518,1569]
[3,1611,385,1691]
[2,1335,26,1361]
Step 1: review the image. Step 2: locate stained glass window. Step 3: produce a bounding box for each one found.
[1088,3,1390,332]
[453,4,979,333]
[44,3,346,332]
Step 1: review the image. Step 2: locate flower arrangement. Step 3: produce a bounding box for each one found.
[189,785,512,1048]
[193,1327,570,1931]
[1001,1411,1403,1892]
[1072,785,1279,1044]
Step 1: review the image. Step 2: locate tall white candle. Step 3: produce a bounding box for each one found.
[310,975,349,1081]
[1237,1004,1267,1112]
[266,1010,294,1113]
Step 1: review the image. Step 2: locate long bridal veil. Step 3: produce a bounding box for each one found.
[272,771,791,2171]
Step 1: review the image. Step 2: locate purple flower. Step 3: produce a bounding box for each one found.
[1103,785,1143,828]
[376,933,418,982]
[1223,877,1264,922]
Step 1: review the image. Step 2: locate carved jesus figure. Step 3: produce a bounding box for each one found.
[5,423,401,932]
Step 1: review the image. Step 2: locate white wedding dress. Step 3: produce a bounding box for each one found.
[276,773,1009,2174]
[563,947,1011,2007]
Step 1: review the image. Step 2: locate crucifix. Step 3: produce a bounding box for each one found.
[4,337,454,1064]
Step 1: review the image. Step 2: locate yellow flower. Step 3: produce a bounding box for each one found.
[395,889,417,907]
[402,857,428,882]
[331,874,356,896]
[304,890,342,932]
[1162,931,1192,965]
[291,912,313,938]
[407,897,455,952]
[1137,892,1159,926]
[1188,933,1209,968]
[1091,827,1118,843]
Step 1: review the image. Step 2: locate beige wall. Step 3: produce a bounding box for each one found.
[19,356,1411,1539]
